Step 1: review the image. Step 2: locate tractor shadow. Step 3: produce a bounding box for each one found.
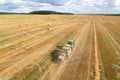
[50,45,63,63]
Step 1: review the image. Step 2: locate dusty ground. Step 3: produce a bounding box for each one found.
[0,15,120,80]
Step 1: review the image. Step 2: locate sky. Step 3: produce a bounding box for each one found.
[0,0,120,14]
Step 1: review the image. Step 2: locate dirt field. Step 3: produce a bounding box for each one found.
[0,15,120,80]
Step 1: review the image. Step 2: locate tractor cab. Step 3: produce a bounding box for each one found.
[67,40,75,51]
[67,40,75,46]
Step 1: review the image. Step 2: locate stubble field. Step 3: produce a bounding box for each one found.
[0,15,120,80]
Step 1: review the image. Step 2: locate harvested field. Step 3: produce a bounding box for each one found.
[0,15,120,80]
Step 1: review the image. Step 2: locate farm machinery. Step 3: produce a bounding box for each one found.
[57,40,75,63]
